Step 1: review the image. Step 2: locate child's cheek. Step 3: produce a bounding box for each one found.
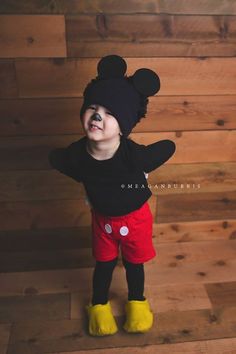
[80,114,86,124]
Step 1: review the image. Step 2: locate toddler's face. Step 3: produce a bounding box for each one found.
[81,104,122,141]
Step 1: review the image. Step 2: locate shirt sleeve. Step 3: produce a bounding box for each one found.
[135,139,176,173]
[48,141,82,182]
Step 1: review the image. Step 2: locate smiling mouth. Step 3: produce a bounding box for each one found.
[89,123,103,130]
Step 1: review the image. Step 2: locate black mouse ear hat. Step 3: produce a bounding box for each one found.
[131,68,160,96]
[80,55,161,137]
[97,55,127,79]
[97,55,160,95]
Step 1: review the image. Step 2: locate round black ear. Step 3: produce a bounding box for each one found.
[131,68,160,96]
[97,55,127,79]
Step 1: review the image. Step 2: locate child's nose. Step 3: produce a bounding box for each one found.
[91,112,102,121]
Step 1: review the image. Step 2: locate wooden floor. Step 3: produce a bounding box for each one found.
[1,221,236,354]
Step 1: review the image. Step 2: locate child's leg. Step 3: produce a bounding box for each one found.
[122,257,153,333]
[122,257,145,301]
[87,257,118,336]
[92,257,118,304]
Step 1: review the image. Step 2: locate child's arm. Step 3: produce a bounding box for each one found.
[48,142,82,182]
[133,139,176,173]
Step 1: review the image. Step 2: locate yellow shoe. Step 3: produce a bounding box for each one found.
[123,299,153,333]
[86,301,118,336]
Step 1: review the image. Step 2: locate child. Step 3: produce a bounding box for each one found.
[49,55,176,336]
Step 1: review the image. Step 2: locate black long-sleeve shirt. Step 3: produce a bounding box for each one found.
[48,135,176,216]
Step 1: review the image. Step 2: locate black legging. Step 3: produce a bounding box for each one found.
[92,257,145,305]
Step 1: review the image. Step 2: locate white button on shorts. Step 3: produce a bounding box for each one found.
[105,223,112,234]
[119,226,129,236]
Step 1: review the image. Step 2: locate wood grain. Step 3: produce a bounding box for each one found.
[205,281,236,308]
[0,15,66,58]
[1,245,236,295]
[0,162,235,206]
[68,39,236,57]
[0,191,235,231]
[1,95,235,136]
[156,191,236,223]
[1,237,235,273]
[153,218,236,243]
[1,248,236,352]
[46,338,236,354]
[0,60,17,98]
[0,218,235,254]
[70,282,212,319]
[0,324,11,354]
[1,0,236,15]
[0,293,70,322]
[6,306,236,353]
[67,14,236,41]
[10,58,236,98]
[130,131,236,164]
[0,131,235,173]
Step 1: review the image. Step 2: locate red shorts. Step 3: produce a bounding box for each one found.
[90,201,156,264]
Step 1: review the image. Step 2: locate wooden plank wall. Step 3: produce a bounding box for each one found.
[0,0,236,272]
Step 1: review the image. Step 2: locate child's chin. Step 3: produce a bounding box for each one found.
[86,132,103,141]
